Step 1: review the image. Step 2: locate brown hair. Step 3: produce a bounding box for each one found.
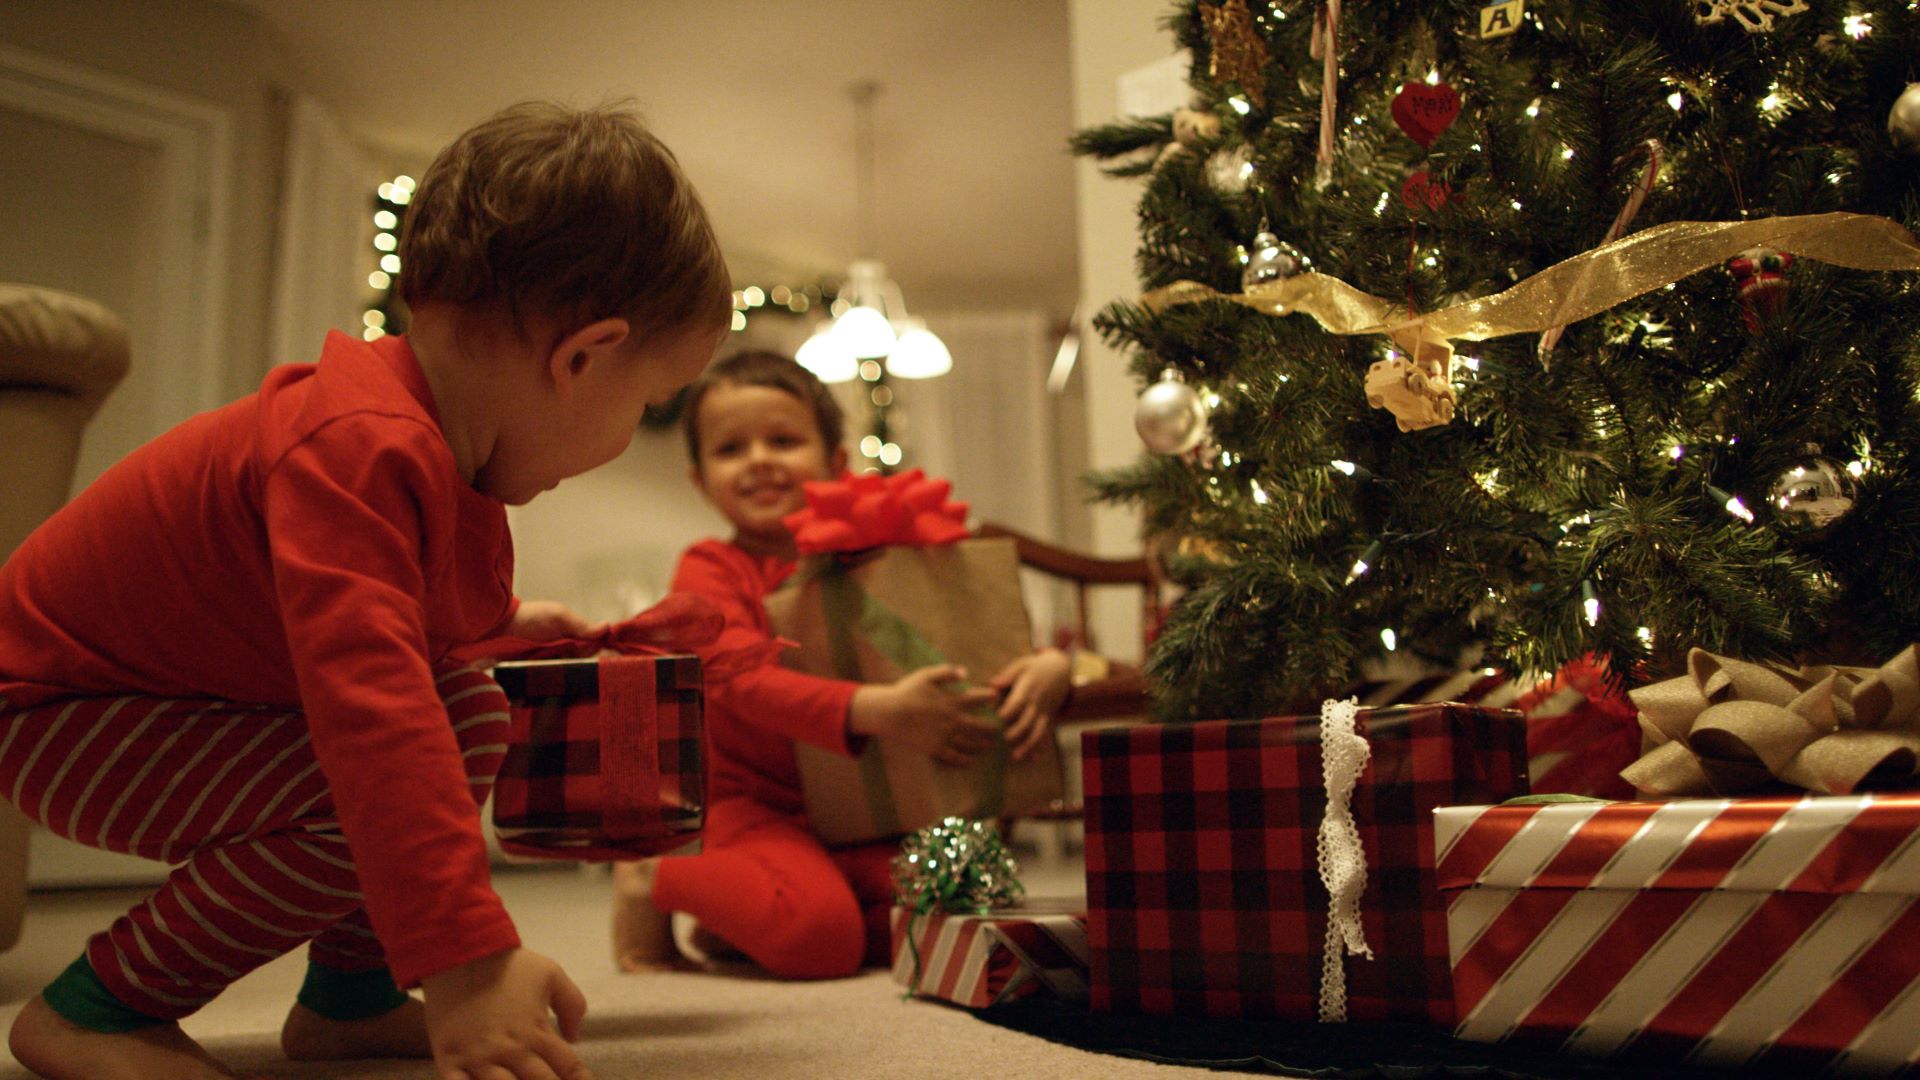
[399,100,730,344]
[682,350,845,468]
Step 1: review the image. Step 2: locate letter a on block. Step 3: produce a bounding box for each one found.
[1480,0,1524,38]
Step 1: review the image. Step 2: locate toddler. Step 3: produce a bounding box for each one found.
[611,350,1070,977]
[0,101,728,1080]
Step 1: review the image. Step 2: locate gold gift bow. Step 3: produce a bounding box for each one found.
[1140,212,1920,429]
[1621,646,1920,796]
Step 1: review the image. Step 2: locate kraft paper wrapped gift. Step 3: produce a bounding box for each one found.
[765,471,1063,845]
[1435,794,1920,1076]
[769,537,1064,843]
[1082,702,1529,1024]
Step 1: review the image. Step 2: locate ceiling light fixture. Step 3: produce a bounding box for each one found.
[796,81,951,384]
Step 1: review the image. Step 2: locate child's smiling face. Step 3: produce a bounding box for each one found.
[690,381,846,547]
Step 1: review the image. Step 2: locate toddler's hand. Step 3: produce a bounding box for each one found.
[850,664,999,766]
[988,648,1070,761]
[420,947,591,1080]
[507,600,603,644]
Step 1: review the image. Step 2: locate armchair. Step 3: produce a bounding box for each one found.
[0,284,131,950]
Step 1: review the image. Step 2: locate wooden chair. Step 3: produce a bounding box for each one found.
[973,521,1161,721]
[975,522,1163,853]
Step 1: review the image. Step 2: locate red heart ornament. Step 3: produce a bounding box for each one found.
[1400,171,1453,212]
[1392,81,1461,148]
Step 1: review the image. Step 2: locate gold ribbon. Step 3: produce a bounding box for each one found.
[1141,212,1920,430]
[1621,646,1920,796]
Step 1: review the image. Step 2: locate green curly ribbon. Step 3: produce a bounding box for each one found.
[891,817,1025,999]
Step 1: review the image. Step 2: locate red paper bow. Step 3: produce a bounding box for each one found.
[784,469,971,555]
[456,593,786,681]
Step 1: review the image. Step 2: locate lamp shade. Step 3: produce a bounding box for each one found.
[831,304,896,359]
[885,318,952,379]
[796,324,858,383]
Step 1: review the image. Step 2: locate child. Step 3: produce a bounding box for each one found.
[610,350,1070,978]
[0,101,729,1080]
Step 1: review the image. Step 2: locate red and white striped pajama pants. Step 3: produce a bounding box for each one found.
[0,663,509,1019]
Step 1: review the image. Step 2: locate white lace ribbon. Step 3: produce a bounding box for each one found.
[1315,695,1374,1022]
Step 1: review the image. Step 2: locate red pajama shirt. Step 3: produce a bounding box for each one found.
[651,540,900,979]
[0,331,520,998]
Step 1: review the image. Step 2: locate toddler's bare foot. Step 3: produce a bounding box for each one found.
[8,994,235,1080]
[279,997,431,1060]
[612,858,689,972]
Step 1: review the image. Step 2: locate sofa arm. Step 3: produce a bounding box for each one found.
[0,285,131,560]
[0,284,130,408]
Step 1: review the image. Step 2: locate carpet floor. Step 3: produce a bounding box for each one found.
[0,855,1233,1080]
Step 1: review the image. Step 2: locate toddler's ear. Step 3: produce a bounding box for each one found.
[548,317,631,384]
[829,445,849,475]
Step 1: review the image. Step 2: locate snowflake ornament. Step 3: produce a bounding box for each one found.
[1693,0,1808,32]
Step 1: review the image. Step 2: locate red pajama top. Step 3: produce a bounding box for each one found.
[0,331,520,988]
[670,540,860,816]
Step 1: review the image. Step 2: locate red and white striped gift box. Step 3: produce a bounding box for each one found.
[889,902,1089,1009]
[1434,795,1920,1076]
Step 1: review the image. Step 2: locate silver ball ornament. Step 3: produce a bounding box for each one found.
[1135,368,1210,455]
[1241,231,1307,291]
[1890,84,1920,155]
[1768,453,1857,529]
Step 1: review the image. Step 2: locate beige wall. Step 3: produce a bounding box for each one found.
[1066,0,1176,660]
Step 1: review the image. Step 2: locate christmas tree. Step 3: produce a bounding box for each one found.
[1074,0,1920,721]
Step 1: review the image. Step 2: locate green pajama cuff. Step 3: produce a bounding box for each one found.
[43,954,170,1034]
[296,960,412,1021]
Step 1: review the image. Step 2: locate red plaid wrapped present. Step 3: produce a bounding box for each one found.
[491,653,704,861]
[1436,794,1920,1075]
[889,900,1089,1008]
[1082,703,1528,1024]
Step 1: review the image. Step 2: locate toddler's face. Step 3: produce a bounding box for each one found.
[692,382,840,543]
[476,322,717,505]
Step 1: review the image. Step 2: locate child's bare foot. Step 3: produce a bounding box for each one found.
[8,994,235,1080]
[611,858,689,971]
[688,923,748,963]
[279,997,431,1061]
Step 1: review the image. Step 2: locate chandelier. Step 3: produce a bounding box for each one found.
[796,82,951,383]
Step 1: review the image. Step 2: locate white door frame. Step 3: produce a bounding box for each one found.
[0,42,232,425]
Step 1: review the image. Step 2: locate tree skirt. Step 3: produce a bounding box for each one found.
[974,999,1801,1078]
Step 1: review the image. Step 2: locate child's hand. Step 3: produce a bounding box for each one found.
[988,648,1071,761]
[849,664,1000,766]
[507,600,603,643]
[420,947,592,1080]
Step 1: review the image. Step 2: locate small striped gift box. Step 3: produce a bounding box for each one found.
[491,654,705,861]
[889,901,1089,1009]
[1435,795,1920,1075]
